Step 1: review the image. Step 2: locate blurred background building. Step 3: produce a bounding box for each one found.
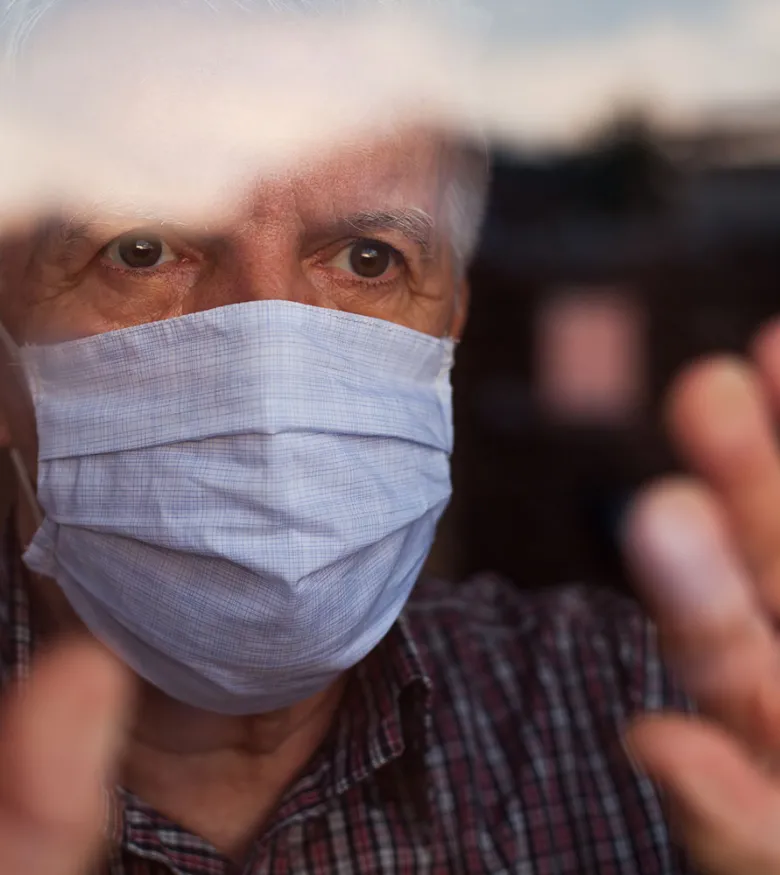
[426,107,780,592]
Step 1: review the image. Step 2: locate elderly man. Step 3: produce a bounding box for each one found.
[1,9,780,875]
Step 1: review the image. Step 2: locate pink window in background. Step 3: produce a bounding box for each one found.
[535,288,646,424]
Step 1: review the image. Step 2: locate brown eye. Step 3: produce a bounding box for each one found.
[103,233,175,270]
[347,239,397,279]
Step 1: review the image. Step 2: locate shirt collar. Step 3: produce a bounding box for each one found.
[265,610,435,840]
[328,612,434,798]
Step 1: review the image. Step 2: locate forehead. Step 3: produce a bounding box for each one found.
[35,129,450,240]
[246,130,448,217]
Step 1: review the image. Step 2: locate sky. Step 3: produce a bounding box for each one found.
[468,0,780,140]
[486,0,733,44]
[0,0,776,224]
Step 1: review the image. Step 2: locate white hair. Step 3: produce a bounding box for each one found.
[1,0,489,268]
[444,142,490,269]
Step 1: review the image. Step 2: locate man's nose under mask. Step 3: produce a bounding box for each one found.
[3,301,454,714]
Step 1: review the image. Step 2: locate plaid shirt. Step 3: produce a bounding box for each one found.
[0,525,694,875]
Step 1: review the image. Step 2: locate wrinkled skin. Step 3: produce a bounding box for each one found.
[0,127,779,872]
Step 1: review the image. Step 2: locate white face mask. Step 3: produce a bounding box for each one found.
[5,301,454,714]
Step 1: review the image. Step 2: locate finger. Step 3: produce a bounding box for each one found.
[626,715,780,875]
[0,640,130,875]
[665,357,780,613]
[622,478,780,750]
[751,318,780,411]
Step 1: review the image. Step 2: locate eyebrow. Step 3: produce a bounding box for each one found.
[38,207,439,263]
[34,217,88,253]
[341,208,436,256]
[33,216,110,267]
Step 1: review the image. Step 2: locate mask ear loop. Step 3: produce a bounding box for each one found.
[0,322,44,528]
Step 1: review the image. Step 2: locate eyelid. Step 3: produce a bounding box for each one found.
[324,238,406,284]
[99,226,211,273]
[328,236,407,265]
[101,233,178,270]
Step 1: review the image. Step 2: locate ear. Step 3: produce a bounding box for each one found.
[0,347,40,539]
[0,359,20,531]
[0,231,41,482]
[0,333,16,449]
[0,328,38,481]
[451,277,470,342]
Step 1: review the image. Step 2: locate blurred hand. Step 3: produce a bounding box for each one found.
[0,641,128,874]
[622,319,780,875]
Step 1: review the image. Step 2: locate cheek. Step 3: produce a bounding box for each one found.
[24,288,122,343]
[371,282,460,338]
[26,269,201,342]
[412,259,462,337]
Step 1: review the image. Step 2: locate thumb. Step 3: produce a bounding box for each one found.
[626,714,780,875]
[0,640,131,875]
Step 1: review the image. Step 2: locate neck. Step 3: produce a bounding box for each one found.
[121,678,347,859]
[129,674,347,757]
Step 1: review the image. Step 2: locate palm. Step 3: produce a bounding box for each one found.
[0,643,128,875]
[623,321,780,874]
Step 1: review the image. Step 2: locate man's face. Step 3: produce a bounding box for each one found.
[0,129,469,468]
[0,130,468,347]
